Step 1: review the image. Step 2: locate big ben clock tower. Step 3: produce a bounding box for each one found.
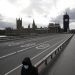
[63,12,69,32]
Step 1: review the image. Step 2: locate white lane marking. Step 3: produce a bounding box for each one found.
[20,43,36,47]
[7,35,54,46]
[31,39,64,60]
[0,35,55,47]
[0,37,58,59]
[36,44,50,49]
[0,52,16,59]
[4,38,64,75]
[7,37,44,46]
[4,64,22,75]
[8,41,27,46]
[16,46,36,53]
[0,46,35,59]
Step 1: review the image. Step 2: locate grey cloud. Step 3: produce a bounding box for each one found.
[22,0,58,16]
[0,14,15,29]
[8,0,18,3]
[52,8,75,24]
[22,0,45,16]
[8,0,58,17]
[0,14,4,20]
[66,8,75,22]
[0,21,16,29]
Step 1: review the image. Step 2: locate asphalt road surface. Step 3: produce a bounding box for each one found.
[0,33,72,75]
[41,34,75,75]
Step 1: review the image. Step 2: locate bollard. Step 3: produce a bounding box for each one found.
[45,59,47,65]
[51,54,53,59]
[60,46,62,49]
[58,48,60,52]
[55,51,57,55]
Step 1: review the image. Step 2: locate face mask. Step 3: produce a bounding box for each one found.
[24,65,29,69]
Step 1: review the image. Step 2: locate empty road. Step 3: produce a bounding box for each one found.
[0,33,72,75]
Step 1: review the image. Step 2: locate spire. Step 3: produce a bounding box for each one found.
[65,12,69,16]
[28,24,30,29]
[66,12,67,15]
[33,19,35,25]
[32,19,35,28]
[32,19,37,30]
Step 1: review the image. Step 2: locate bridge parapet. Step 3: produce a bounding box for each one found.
[34,34,74,73]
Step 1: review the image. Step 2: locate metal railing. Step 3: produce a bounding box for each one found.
[34,34,74,72]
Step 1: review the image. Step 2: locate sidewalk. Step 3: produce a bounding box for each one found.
[41,34,75,75]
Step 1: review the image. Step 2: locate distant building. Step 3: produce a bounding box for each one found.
[48,23,60,33]
[35,28,48,33]
[5,27,17,36]
[70,29,75,33]
[6,17,62,36]
[63,12,69,32]
[28,24,30,29]
[0,30,5,35]
[16,18,23,30]
[32,20,37,31]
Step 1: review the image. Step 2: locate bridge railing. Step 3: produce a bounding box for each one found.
[34,34,74,72]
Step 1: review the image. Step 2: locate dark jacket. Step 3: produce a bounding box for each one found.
[21,57,38,75]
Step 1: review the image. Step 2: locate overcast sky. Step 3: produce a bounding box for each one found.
[0,0,75,29]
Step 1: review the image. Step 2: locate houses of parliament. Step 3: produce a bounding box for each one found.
[5,13,70,36]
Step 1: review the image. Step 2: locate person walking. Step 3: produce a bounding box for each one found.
[21,57,38,75]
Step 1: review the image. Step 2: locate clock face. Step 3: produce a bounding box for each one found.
[65,19,68,21]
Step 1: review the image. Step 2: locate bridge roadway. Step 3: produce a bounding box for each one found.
[41,34,75,75]
[0,34,72,75]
